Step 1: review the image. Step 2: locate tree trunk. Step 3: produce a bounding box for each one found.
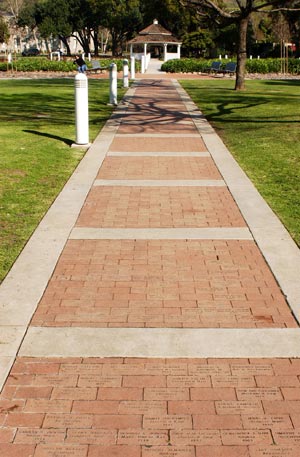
[235,15,249,91]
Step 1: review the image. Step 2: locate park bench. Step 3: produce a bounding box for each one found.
[218,62,237,76]
[86,60,108,74]
[203,61,222,74]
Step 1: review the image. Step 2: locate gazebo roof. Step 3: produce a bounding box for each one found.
[129,19,181,45]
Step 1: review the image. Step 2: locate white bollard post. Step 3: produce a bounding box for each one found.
[74,73,89,145]
[141,55,145,74]
[123,58,129,88]
[130,56,135,79]
[109,63,118,105]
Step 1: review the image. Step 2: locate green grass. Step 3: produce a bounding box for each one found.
[181,79,300,246]
[0,78,125,282]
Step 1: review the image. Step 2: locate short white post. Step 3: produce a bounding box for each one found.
[141,55,145,74]
[123,58,129,88]
[7,52,12,63]
[74,73,89,145]
[225,54,228,59]
[219,55,222,60]
[109,63,118,105]
[130,56,135,79]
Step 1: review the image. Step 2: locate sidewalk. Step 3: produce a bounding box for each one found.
[0,77,300,456]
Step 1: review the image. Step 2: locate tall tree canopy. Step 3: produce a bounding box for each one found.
[181,0,300,90]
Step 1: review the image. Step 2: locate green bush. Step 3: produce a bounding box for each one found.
[0,56,141,73]
[161,57,300,75]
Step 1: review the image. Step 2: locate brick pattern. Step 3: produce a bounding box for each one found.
[96,157,222,180]
[1,358,300,456]
[31,239,295,328]
[76,187,246,228]
[109,137,207,153]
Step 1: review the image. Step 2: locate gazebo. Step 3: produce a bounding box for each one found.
[128,19,182,70]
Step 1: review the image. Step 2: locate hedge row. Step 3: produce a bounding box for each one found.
[161,58,300,74]
[0,57,140,73]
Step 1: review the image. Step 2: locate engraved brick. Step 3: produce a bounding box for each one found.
[118,400,167,415]
[34,444,88,457]
[102,364,144,376]
[231,365,274,376]
[24,399,72,413]
[14,428,65,444]
[144,388,189,401]
[43,413,93,429]
[14,387,52,399]
[167,375,211,388]
[242,415,293,430]
[171,430,221,445]
[31,375,78,387]
[248,445,300,456]
[118,429,168,445]
[144,365,188,376]
[66,429,116,444]
[78,375,122,387]
[143,415,192,429]
[60,364,103,375]
[221,429,273,445]
[216,401,264,415]
[143,446,195,457]
[188,365,230,376]
[272,430,300,444]
[212,375,256,387]
[193,414,242,430]
[236,388,282,401]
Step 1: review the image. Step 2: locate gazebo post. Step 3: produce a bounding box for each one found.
[144,43,148,69]
[130,44,133,58]
[177,43,181,59]
[163,43,168,62]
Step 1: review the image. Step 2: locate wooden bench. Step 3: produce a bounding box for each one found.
[86,60,108,74]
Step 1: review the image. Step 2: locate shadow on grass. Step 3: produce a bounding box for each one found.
[23,129,73,146]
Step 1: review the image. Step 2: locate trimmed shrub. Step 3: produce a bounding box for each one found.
[0,56,141,73]
[161,57,300,75]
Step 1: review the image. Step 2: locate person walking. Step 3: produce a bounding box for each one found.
[74,54,87,73]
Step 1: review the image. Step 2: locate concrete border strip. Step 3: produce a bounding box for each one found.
[175,80,300,324]
[20,327,300,358]
[70,227,252,240]
[107,151,211,157]
[94,179,226,187]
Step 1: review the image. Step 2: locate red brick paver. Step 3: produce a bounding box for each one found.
[31,239,295,328]
[97,157,222,180]
[76,186,246,228]
[109,137,207,152]
[1,358,300,456]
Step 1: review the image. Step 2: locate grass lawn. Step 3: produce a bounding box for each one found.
[0,78,125,282]
[181,78,300,246]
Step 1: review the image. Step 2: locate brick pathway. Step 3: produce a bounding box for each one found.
[0,77,299,456]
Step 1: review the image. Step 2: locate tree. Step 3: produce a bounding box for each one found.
[182,30,213,57]
[101,0,142,56]
[180,0,300,90]
[0,15,9,43]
